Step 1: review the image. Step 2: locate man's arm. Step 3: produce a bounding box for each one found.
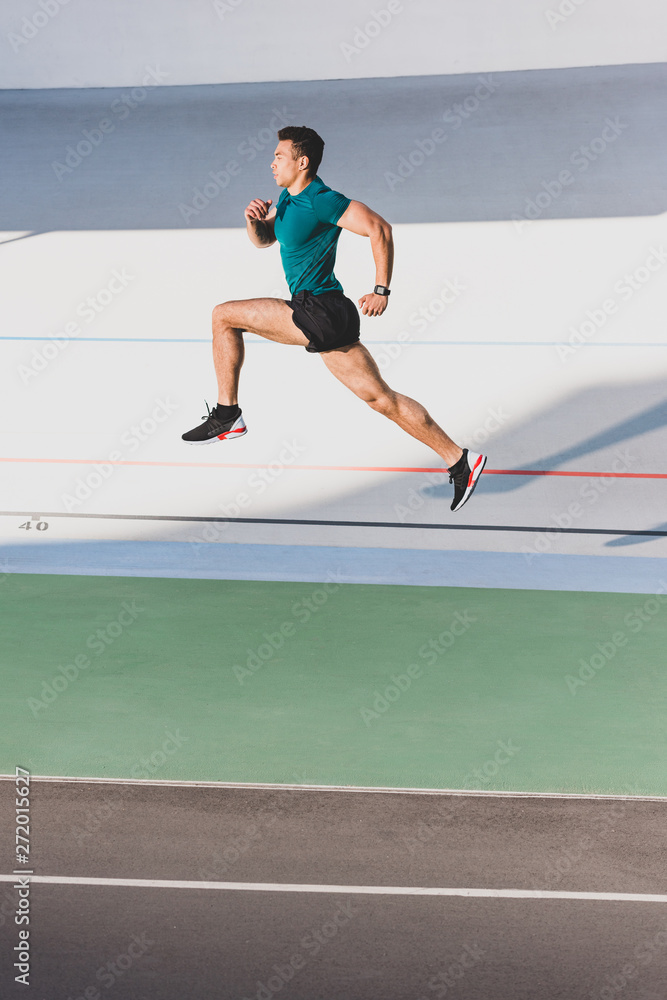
[245,198,277,248]
[336,200,393,317]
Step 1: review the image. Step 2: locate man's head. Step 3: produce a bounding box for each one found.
[272,126,324,187]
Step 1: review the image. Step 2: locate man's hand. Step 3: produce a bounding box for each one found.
[358,292,389,317]
[245,198,275,247]
[245,197,272,222]
[337,202,394,315]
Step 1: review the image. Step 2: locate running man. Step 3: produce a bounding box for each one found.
[182,125,486,511]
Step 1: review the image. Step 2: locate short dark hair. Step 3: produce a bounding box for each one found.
[277,126,324,176]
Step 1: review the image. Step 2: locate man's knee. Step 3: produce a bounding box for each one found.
[213,301,230,325]
[213,300,243,332]
[366,391,395,415]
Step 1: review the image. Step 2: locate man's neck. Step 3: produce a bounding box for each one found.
[286,173,316,196]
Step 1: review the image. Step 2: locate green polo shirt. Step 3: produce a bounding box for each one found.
[273,175,351,296]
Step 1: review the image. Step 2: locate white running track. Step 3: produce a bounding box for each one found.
[2,63,667,593]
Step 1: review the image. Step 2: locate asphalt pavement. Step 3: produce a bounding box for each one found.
[1,779,666,999]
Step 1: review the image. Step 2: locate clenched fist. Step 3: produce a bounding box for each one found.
[358,292,389,317]
[245,198,272,222]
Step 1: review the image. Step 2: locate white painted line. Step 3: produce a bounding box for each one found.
[0,774,663,801]
[0,874,665,901]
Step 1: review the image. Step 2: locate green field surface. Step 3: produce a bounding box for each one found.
[3,573,665,795]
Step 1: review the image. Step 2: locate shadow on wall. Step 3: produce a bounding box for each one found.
[423,386,667,496]
[1,62,666,232]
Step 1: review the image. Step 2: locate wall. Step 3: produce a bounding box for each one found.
[1,0,665,90]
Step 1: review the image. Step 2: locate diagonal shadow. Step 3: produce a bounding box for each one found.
[457,396,667,496]
[605,522,667,547]
[0,231,39,245]
[416,386,667,499]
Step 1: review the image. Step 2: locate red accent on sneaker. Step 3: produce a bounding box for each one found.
[217,427,245,440]
[467,454,484,487]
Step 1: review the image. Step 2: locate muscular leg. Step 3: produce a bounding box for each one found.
[320,342,463,468]
[212,298,308,404]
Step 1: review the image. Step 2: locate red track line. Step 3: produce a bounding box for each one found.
[1,456,666,479]
[487,469,667,479]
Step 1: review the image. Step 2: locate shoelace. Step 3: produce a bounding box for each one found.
[202,401,215,421]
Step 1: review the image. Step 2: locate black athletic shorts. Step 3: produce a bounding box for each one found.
[285,289,361,354]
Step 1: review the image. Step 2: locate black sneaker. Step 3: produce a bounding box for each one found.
[182,402,247,445]
[449,448,487,512]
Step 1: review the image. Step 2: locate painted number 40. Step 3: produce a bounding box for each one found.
[18,520,49,531]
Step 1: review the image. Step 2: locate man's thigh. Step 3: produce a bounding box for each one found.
[319,341,390,401]
[217,297,308,347]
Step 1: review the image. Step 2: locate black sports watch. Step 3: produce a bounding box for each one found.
[374,285,391,296]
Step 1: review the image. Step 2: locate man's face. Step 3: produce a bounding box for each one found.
[271,139,306,187]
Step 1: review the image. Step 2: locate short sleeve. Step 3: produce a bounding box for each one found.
[313,188,351,226]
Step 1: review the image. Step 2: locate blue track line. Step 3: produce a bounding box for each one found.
[4,540,667,592]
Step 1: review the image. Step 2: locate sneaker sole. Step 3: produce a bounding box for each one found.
[451,453,487,512]
[183,426,248,446]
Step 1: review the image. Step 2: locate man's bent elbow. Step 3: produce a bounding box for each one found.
[371,219,392,242]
